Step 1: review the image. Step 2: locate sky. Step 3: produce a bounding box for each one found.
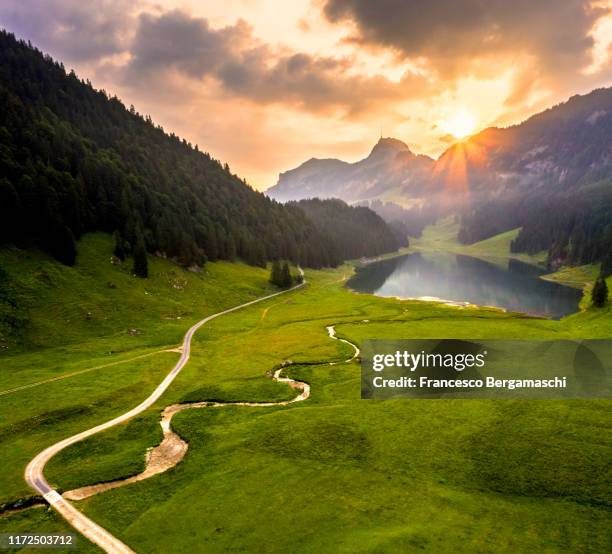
[1,0,611,190]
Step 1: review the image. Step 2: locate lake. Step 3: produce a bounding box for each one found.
[346,252,582,319]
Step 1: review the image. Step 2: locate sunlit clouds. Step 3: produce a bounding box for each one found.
[0,0,611,189]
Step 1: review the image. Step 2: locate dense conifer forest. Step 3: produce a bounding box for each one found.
[458,183,612,270]
[290,198,401,260]
[0,31,346,269]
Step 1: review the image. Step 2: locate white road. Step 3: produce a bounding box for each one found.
[25,272,306,554]
[61,324,360,502]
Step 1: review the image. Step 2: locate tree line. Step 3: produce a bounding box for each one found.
[289,198,401,261]
[0,31,345,270]
[458,183,612,274]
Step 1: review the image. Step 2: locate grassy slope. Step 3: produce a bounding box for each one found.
[1,237,611,552]
[0,234,276,505]
[542,264,601,289]
[412,218,600,294]
[412,217,548,266]
[58,272,611,553]
[0,233,274,354]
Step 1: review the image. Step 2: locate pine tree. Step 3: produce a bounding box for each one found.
[177,233,194,267]
[205,227,218,262]
[280,261,292,287]
[270,260,282,286]
[592,275,608,307]
[252,242,266,268]
[0,178,20,241]
[113,230,126,261]
[45,221,77,266]
[215,227,227,260]
[226,235,237,261]
[132,229,148,278]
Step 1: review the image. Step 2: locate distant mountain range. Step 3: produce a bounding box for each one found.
[267,137,434,205]
[450,88,612,269]
[438,87,612,202]
[269,89,612,208]
[268,88,612,269]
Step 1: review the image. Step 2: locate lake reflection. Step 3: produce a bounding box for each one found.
[347,252,582,319]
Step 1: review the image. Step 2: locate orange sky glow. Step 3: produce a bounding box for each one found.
[1,0,611,189]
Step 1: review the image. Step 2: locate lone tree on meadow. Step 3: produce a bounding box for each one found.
[280,261,292,287]
[132,230,148,278]
[270,260,282,286]
[270,260,293,288]
[592,275,608,307]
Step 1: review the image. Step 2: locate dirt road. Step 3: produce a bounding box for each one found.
[25,274,306,554]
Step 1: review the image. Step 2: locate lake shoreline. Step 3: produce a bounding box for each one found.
[346,251,582,320]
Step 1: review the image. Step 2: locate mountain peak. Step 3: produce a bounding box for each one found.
[367,137,411,160]
[374,136,410,150]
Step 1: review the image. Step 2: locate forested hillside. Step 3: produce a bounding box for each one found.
[455,181,612,272]
[0,31,338,269]
[452,88,612,269]
[356,199,434,238]
[291,198,401,260]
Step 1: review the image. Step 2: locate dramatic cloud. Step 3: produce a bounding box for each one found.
[323,0,609,102]
[0,0,137,62]
[122,9,429,114]
[127,11,251,80]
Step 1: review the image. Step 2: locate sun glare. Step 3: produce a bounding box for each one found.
[442,109,477,139]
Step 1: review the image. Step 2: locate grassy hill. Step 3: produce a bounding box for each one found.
[1,236,610,552]
[0,234,275,353]
[541,264,601,289]
[0,234,278,505]
[412,217,548,265]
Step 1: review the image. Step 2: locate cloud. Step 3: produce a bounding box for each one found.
[322,0,609,101]
[126,11,251,80]
[0,2,432,115]
[0,0,138,62]
[121,9,430,115]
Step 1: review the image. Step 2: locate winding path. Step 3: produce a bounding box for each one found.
[25,273,308,554]
[63,326,359,502]
[0,349,180,398]
[62,367,310,501]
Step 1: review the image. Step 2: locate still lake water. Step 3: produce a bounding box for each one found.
[347,252,582,319]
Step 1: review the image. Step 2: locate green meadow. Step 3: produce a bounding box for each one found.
[412,217,549,266]
[0,234,275,504]
[1,234,611,552]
